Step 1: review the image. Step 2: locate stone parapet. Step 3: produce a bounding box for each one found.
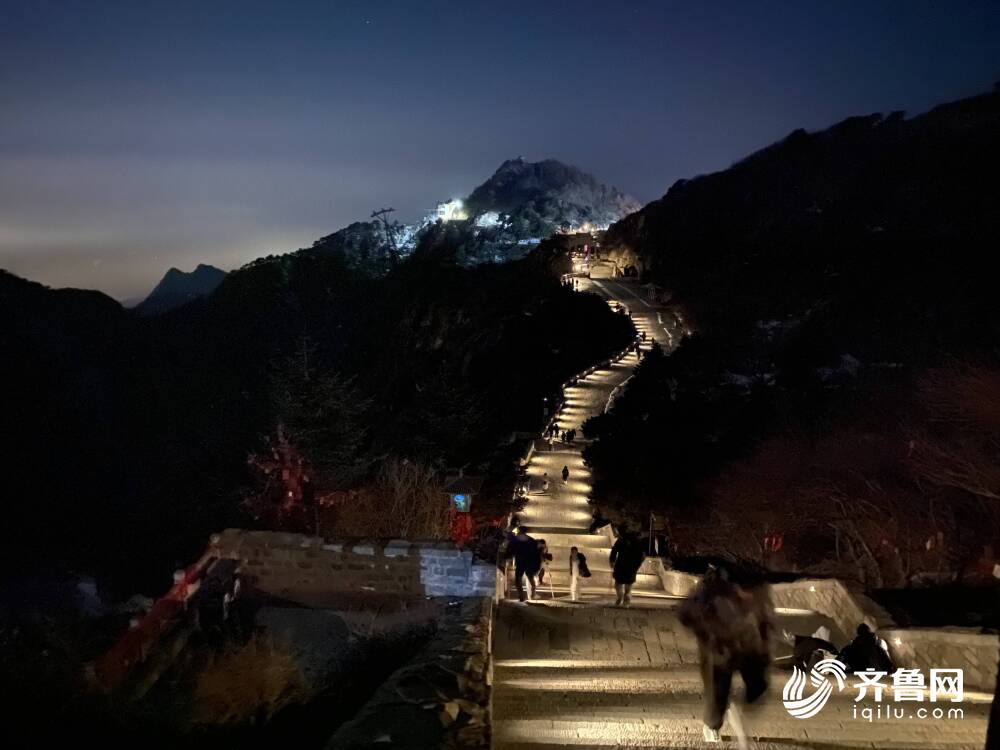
[209,529,496,601]
[881,627,1000,692]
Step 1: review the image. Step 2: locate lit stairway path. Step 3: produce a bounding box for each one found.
[494,266,988,748]
[514,265,673,605]
[492,601,989,749]
[517,360,662,600]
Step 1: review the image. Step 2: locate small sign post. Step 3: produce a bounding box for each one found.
[443,475,483,546]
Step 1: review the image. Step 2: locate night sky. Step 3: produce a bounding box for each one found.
[2,1,999,300]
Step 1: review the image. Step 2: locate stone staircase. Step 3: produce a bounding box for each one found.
[514,349,666,604]
[492,271,989,749]
[490,600,989,749]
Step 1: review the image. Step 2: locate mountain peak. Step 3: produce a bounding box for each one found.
[301,157,641,272]
[464,157,640,235]
[134,264,226,315]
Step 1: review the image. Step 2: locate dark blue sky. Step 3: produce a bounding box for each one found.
[2,0,998,299]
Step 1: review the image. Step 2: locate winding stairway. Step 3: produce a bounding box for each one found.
[490,267,989,749]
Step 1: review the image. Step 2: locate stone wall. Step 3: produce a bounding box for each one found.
[646,563,893,642]
[325,596,494,749]
[882,627,1000,692]
[770,578,894,643]
[645,559,701,597]
[645,566,1000,692]
[209,529,496,602]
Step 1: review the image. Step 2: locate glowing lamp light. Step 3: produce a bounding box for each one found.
[436,198,468,222]
[443,475,482,515]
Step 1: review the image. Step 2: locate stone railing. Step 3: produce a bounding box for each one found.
[647,564,997,690]
[881,627,1000,692]
[645,558,701,597]
[210,529,496,602]
[325,596,494,749]
[770,578,894,642]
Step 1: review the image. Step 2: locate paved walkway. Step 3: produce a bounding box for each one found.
[492,601,989,748]
[493,264,989,749]
[515,264,667,602]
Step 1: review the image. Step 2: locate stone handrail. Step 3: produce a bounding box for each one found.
[209,529,496,601]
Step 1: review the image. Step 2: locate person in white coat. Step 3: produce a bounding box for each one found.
[569,546,590,602]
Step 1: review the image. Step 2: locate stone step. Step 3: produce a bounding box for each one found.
[493,692,988,749]
[493,664,989,749]
[495,599,685,626]
[518,523,598,536]
[535,569,662,590]
[518,504,593,518]
[492,718,984,749]
[504,577,667,600]
[539,546,615,566]
[531,531,613,548]
[530,443,594,457]
[517,509,594,527]
[494,664,701,686]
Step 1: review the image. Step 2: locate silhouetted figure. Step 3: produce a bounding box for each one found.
[792,634,839,670]
[561,465,570,483]
[537,538,554,586]
[609,530,645,606]
[569,545,591,602]
[838,623,895,673]
[679,566,772,744]
[506,527,542,602]
[541,473,550,493]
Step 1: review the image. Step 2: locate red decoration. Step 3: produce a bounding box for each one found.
[763,532,784,553]
[450,509,475,546]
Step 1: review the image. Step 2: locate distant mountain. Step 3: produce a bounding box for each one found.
[464,157,641,238]
[135,263,226,315]
[307,158,640,271]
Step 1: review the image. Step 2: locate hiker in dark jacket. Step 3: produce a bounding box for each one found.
[505,527,542,602]
[838,623,894,673]
[679,566,773,744]
[609,531,645,606]
[792,634,839,671]
[561,465,570,483]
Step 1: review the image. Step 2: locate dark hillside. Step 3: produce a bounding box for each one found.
[587,88,1000,587]
[1,239,630,593]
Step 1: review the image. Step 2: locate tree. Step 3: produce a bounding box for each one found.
[908,364,1000,503]
[245,338,371,531]
[334,457,450,539]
